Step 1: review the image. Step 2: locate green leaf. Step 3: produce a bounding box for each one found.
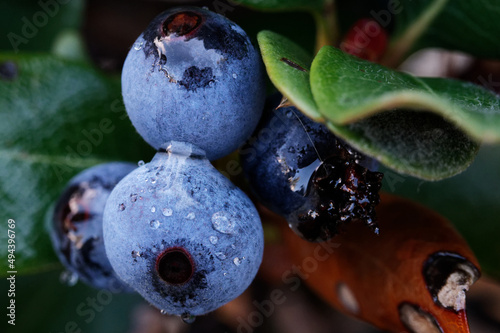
[383,144,500,279]
[383,0,500,65]
[0,54,154,276]
[257,30,321,119]
[235,0,324,12]
[311,46,500,143]
[0,0,84,53]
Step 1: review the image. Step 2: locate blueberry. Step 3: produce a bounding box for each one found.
[240,95,383,242]
[49,162,136,291]
[122,7,266,160]
[103,142,264,316]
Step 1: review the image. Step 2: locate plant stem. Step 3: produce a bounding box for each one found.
[313,0,339,54]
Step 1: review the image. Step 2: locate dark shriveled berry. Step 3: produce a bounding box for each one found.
[241,94,383,242]
[293,152,384,242]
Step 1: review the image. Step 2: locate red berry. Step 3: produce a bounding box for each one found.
[340,18,388,62]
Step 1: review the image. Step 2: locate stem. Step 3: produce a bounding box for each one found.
[313,0,339,54]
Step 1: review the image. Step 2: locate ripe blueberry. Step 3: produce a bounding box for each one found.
[103,142,264,316]
[121,7,266,160]
[240,95,383,242]
[50,162,135,291]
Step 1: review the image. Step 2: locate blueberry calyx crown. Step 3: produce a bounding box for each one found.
[162,11,202,37]
[294,142,384,242]
[156,247,195,285]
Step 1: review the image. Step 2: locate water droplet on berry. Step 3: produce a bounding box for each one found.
[137,160,145,167]
[233,257,242,266]
[118,203,126,211]
[181,313,196,324]
[211,212,235,234]
[59,270,78,286]
[151,177,157,184]
[209,236,218,245]
[232,73,237,79]
[160,309,168,315]
[162,208,173,216]
[133,42,143,51]
[186,212,195,220]
[215,252,226,260]
[150,220,160,229]
[151,206,156,213]
[130,194,138,202]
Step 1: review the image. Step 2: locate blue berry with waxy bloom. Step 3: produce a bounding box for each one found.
[122,7,266,160]
[240,95,383,242]
[49,162,136,291]
[103,141,264,316]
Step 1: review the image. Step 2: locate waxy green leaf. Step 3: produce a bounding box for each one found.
[257,30,321,119]
[311,46,500,143]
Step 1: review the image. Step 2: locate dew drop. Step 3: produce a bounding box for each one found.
[209,236,218,245]
[118,203,126,211]
[162,208,173,216]
[186,212,195,220]
[60,270,78,286]
[130,194,138,202]
[181,313,196,324]
[133,42,143,51]
[211,212,235,234]
[233,257,242,266]
[150,220,160,229]
[215,252,226,260]
[151,206,156,213]
[232,73,237,79]
[151,177,157,184]
[137,160,145,166]
[160,309,168,315]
